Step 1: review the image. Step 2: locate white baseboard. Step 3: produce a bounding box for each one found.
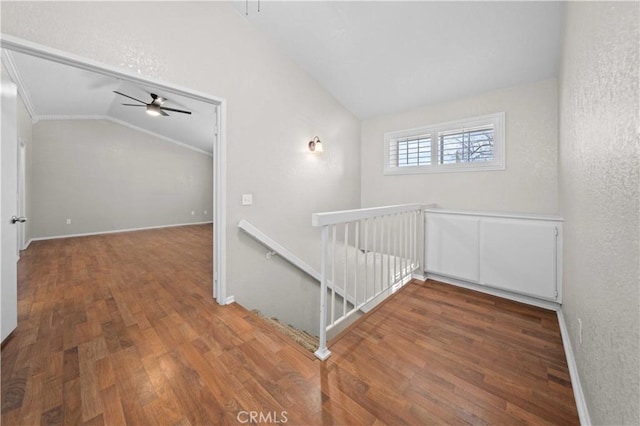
[412,272,427,281]
[426,273,560,311]
[24,239,32,250]
[28,221,213,243]
[224,295,235,305]
[557,309,591,426]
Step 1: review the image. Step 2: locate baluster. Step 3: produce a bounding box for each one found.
[412,210,416,269]
[404,212,408,280]
[401,213,406,279]
[408,212,412,271]
[400,213,405,282]
[409,212,412,271]
[390,214,398,285]
[363,218,368,303]
[372,216,377,296]
[331,224,336,326]
[380,213,385,292]
[387,214,391,290]
[354,221,359,308]
[413,210,424,268]
[396,214,400,283]
[413,210,418,269]
[343,223,349,318]
[395,214,400,283]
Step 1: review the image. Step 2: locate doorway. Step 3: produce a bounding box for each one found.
[1,35,228,304]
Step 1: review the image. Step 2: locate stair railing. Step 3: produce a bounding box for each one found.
[238,219,320,281]
[312,204,424,360]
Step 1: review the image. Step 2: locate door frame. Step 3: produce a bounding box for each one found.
[17,137,26,253]
[0,34,229,304]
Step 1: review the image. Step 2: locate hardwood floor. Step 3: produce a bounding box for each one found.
[1,224,579,425]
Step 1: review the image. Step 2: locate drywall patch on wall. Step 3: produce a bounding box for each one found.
[361,79,559,214]
[31,119,213,238]
[559,2,639,424]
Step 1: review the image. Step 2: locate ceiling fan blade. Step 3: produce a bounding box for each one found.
[113,91,147,104]
[121,103,146,107]
[160,110,170,117]
[160,107,192,115]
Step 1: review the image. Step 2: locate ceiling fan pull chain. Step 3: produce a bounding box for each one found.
[246,0,259,16]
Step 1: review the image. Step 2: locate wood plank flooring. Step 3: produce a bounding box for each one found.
[1,224,579,425]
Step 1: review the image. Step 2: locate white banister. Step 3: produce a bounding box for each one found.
[312,203,425,226]
[312,204,425,360]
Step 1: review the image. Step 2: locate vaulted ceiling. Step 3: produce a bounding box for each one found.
[4,1,565,151]
[231,1,565,119]
[4,49,217,154]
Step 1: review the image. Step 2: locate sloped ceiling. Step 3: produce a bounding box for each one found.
[231,1,565,119]
[5,1,565,145]
[5,49,217,154]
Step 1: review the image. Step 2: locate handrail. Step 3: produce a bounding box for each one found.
[312,203,425,227]
[238,220,320,282]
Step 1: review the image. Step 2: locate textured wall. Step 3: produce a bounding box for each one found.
[30,119,213,238]
[361,79,559,214]
[559,2,639,424]
[1,2,361,334]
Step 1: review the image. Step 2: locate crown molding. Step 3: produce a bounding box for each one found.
[35,115,213,157]
[1,49,37,120]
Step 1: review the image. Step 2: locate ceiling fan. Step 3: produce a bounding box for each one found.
[113,91,192,117]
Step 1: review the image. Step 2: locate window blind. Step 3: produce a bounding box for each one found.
[383,112,504,175]
[438,125,494,164]
[389,135,431,167]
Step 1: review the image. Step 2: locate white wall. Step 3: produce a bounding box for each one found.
[361,79,558,214]
[1,2,361,334]
[559,2,639,424]
[30,119,212,238]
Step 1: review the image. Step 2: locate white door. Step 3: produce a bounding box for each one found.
[1,70,19,342]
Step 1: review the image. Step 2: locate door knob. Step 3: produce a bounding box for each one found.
[10,216,27,224]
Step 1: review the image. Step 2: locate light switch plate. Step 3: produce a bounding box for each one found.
[242,194,253,205]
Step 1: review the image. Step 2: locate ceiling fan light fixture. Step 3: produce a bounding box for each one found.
[146,104,162,116]
[114,91,192,116]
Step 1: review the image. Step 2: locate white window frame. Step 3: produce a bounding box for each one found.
[384,112,505,175]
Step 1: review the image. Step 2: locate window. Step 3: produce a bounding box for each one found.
[384,112,505,175]
[393,134,431,167]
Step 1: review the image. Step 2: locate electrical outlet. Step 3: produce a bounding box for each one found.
[242,194,253,206]
[191,211,195,216]
[578,318,583,344]
[66,218,71,225]
[204,210,207,215]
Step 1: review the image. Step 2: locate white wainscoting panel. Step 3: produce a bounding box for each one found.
[426,214,480,282]
[425,208,562,304]
[480,219,558,300]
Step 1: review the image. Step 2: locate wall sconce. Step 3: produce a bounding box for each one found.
[308,136,323,152]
